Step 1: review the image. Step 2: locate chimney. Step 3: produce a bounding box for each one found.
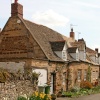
[95,48,98,53]
[11,0,23,18]
[70,28,75,39]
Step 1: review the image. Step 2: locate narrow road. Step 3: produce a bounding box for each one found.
[56,93,100,100]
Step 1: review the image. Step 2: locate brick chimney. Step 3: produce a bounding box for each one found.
[11,0,23,18]
[95,48,98,53]
[70,28,75,39]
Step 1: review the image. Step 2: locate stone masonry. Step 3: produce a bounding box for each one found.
[0,80,34,100]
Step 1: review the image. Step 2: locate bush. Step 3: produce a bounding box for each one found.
[63,92,73,97]
[51,93,57,99]
[70,86,80,92]
[80,80,93,89]
[17,96,27,100]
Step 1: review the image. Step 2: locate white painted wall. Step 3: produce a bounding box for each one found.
[55,51,62,59]
[98,57,100,64]
[62,44,67,61]
[63,43,67,51]
[50,74,53,94]
[70,53,76,60]
[79,51,86,61]
[32,69,47,86]
[90,56,96,63]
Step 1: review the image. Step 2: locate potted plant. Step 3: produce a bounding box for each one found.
[51,94,56,100]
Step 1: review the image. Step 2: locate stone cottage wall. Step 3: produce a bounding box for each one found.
[68,61,99,89]
[31,60,68,93]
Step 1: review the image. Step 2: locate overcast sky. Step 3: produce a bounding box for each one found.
[0,0,100,51]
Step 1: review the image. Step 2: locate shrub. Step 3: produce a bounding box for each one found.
[51,93,57,99]
[70,86,80,92]
[80,80,93,89]
[17,96,27,100]
[63,92,73,97]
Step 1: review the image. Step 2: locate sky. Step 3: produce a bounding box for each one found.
[0,0,100,51]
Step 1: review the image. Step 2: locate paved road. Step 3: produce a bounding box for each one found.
[56,93,100,100]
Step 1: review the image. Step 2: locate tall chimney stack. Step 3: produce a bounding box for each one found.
[11,0,23,18]
[70,28,75,39]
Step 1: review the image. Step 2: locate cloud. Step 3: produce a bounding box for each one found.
[32,10,69,27]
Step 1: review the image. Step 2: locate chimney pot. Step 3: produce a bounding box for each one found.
[95,48,98,53]
[70,28,75,39]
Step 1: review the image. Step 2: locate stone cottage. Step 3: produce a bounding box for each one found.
[0,0,99,96]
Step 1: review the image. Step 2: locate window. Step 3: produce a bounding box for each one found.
[96,71,98,79]
[92,71,95,80]
[62,51,67,61]
[84,70,87,81]
[62,73,66,85]
[77,70,81,81]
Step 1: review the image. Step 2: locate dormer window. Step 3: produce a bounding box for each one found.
[50,41,67,61]
[68,47,79,61]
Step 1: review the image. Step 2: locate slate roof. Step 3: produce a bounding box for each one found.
[86,47,96,56]
[50,41,65,51]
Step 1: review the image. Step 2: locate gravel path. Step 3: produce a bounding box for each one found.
[56,93,100,100]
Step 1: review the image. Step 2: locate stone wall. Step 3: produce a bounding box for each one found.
[0,80,34,100]
[68,61,99,89]
[0,16,46,59]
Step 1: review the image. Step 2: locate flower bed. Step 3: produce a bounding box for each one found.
[17,91,52,100]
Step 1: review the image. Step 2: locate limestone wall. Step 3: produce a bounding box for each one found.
[68,62,99,89]
[0,80,33,100]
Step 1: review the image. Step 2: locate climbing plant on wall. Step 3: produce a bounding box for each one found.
[86,64,91,82]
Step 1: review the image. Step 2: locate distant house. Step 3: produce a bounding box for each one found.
[0,1,99,94]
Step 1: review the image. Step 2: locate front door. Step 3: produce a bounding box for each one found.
[50,74,53,94]
[50,73,56,94]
